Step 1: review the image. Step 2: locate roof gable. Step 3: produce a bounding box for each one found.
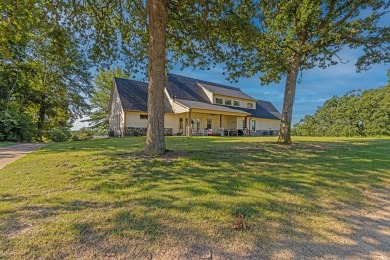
[198,83,255,101]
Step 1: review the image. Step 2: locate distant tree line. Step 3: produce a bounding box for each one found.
[293,77,390,137]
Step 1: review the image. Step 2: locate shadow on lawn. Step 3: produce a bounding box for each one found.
[64,139,389,258]
[1,138,389,259]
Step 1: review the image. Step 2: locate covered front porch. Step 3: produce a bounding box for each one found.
[175,110,250,137]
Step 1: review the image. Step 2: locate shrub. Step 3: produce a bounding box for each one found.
[71,128,93,141]
[0,111,34,142]
[45,127,72,142]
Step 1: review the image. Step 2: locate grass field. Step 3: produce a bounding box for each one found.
[0,136,389,259]
[0,142,15,148]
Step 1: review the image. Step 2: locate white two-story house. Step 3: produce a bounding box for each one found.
[109,74,281,137]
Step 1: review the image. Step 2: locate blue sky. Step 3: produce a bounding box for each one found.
[72,47,389,130]
[169,48,389,124]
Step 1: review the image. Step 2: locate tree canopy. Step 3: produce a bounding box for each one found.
[0,0,92,142]
[294,75,390,137]
[211,0,390,143]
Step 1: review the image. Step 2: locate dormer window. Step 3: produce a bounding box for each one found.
[234,101,240,106]
[247,103,253,108]
[225,99,232,105]
[215,98,223,104]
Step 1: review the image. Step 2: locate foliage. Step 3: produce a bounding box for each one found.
[0,0,93,141]
[0,110,35,142]
[208,1,390,143]
[84,68,129,134]
[63,0,240,154]
[0,136,389,258]
[71,127,93,141]
[294,83,390,137]
[44,126,72,142]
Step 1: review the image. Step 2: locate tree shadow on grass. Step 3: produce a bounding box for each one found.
[1,138,389,258]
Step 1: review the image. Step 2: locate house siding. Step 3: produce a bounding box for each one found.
[109,85,125,136]
[124,111,180,136]
[198,84,214,103]
[252,118,280,130]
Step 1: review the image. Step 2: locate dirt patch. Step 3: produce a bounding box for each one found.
[265,143,326,153]
[121,150,192,162]
[56,162,77,168]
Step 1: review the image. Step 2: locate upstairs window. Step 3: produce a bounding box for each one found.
[247,103,253,108]
[215,98,223,104]
[140,114,148,120]
[225,99,232,105]
[233,101,240,106]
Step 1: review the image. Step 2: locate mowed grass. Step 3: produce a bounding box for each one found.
[0,136,389,258]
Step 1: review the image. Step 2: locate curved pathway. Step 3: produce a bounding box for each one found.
[0,143,49,170]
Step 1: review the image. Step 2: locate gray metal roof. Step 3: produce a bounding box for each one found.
[113,75,281,120]
[198,83,255,101]
[231,100,282,120]
[175,99,250,115]
[114,77,173,113]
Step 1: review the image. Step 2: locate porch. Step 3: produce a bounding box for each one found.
[174,111,250,137]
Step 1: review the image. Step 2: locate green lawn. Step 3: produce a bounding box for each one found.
[0,142,15,148]
[0,136,389,258]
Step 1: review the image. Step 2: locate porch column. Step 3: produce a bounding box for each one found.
[248,118,251,136]
[187,109,192,137]
[244,116,248,136]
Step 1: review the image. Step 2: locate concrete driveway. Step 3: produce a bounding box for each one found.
[0,143,49,170]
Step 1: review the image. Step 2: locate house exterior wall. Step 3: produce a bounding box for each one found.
[124,111,180,136]
[198,84,214,103]
[122,110,280,136]
[250,118,280,132]
[109,86,125,136]
[125,111,148,128]
[164,113,181,133]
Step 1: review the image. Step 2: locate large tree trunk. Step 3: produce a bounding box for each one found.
[145,0,169,155]
[278,55,301,144]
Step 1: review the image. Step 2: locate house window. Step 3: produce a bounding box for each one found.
[247,103,253,108]
[140,114,148,120]
[215,98,223,104]
[251,120,256,131]
[242,119,246,129]
[207,119,212,129]
[234,101,240,106]
[225,99,232,105]
[196,119,201,131]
